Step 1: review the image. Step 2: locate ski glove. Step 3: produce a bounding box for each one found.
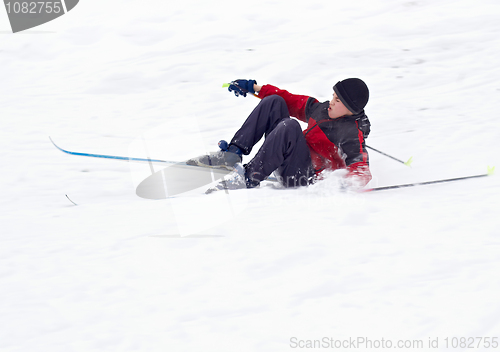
[228,79,257,97]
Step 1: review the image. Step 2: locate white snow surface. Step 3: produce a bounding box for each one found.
[1,0,500,351]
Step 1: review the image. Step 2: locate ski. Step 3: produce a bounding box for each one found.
[50,137,280,199]
[54,136,487,196]
[49,136,171,165]
[65,194,78,206]
[49,136,280,178]
[362,167,494,192]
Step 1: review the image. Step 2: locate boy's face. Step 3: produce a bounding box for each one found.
[328,93,353,119]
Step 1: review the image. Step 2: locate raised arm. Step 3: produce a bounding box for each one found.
[227,79,315,122]
[256,84,315,122]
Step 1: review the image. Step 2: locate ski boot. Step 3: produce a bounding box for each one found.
[187,140,243,171]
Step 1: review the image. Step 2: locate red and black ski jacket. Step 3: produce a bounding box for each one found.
[258,84,372,186]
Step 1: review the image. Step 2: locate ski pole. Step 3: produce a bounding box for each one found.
[362,167,495,192]
[366,145,413,166]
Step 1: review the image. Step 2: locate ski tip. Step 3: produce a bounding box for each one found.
[65,194,78,206]
[487,165,495,176]
[404,156,413,167]
[49,136,63,151]
[222,83,230,88]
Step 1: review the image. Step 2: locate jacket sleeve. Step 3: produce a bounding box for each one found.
[258,84,316,123]
[346,162,372,188]
[340,122,372,187]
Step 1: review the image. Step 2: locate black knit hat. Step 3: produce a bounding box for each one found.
[333,78,369,114]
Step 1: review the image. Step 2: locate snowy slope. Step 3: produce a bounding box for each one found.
[1,0,500,351]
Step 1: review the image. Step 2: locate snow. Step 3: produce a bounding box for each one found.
[1,0,500,350]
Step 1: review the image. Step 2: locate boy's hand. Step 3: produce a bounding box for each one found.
[228,79,257,97]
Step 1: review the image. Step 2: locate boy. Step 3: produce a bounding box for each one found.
[187,78,372,193]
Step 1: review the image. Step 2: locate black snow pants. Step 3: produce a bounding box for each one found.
[230,95,314,188]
